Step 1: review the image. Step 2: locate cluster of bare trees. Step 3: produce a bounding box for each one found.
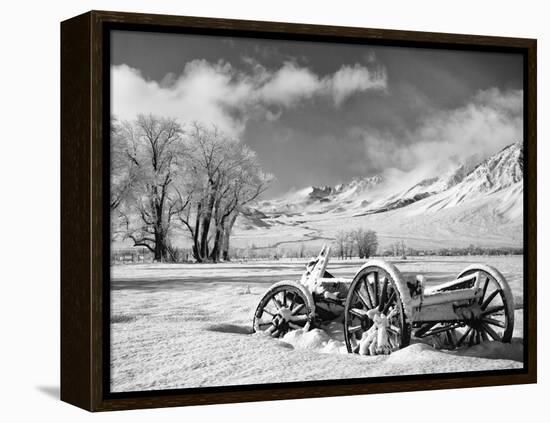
[111,114,272,263]
[333,228,378,259]
[389,240,408,259]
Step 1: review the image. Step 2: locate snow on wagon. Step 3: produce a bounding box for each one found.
[253,245,514,355]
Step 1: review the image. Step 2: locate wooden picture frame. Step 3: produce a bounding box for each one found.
[61,10,537,411]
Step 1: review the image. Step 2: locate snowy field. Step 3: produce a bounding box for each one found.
[110,255,524,392]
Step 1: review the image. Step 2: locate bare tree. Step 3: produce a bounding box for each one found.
[351,229,363,258]
[110,117,139,241]
[334,230,347,259]
[116,114,190,262]
[177,123,271,262]
[335,230,354,259]
[212,144,271,261]
[334,228,378,259]
[363,229,378,258]
[352,228,379,258]
[390,240,406,258]
[110,117,138,211]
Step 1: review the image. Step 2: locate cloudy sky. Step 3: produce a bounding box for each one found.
[111,30,523,196]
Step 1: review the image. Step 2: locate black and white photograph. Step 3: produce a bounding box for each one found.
[108,29,526,393]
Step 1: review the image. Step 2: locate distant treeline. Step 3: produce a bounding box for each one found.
[111,242,522,264]
[389,245,524,257]
[111,247,192,264]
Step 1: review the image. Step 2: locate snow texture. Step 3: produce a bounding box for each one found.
[111,256,524,392]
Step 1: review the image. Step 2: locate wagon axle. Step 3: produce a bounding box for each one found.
[454,302,483,321]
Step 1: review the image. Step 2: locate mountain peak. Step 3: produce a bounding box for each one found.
[335,175,383,192]
[305,175,383,202]
[264,142,523,218]
[461,141,523,193]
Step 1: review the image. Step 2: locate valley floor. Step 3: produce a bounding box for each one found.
[110,255,525,392]
[231,190,523,251]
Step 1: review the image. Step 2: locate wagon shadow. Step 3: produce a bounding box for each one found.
[111,275,299,292]
[451,337,524,362]
[205,323,254,335]
[205,323,296,350]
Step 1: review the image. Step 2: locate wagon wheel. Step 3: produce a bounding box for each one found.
[414,266,514,348]
[253,283,314,338]
[344,265,410,354]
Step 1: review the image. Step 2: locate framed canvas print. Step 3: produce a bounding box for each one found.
[60,10,537,411]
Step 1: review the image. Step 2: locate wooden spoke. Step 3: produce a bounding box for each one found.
[479,277,490,304]
[288,322,302,330]
[481,322,502,341]
[468,330,477,346]
[387,334,396,349]
[382,291,397,315]
[289,314,309,322]
[446,329,457,348]
[282,291,287,307]
[388,330,401,350]
[483,317,506,328]
[480,330,489,341]
[424,323,461,337]
[291,303,304,315]
[272,298,283,311]
[349,308,369,319]
[389,324,401,334]
[387,326,401,337]
[261,309,274,317]
[482,305,505,316]
[379,276,388,310]
[258,322,273,329]
[348,325,362,333]
[361,278,374,308]
[456,327,473,347]
[373,272,379,303]
[390,334,400,349]
[356,289,372,310]
[481,289,501,310]
[288,292,296,311]
[415,322,437,338]
[364,278,376,308]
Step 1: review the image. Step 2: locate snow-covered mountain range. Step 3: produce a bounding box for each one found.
[234,142,524,250]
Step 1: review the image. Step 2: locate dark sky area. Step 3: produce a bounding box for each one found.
[111,30,523,196]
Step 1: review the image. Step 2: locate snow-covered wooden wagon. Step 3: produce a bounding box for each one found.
[252,246,514,355]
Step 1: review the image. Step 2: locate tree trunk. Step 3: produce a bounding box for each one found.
[209,227,222,262]
[199,188,216,261]
[221,212,238,261]
[153,195,168,262]
[153,230,167,261]
[192,202,202,262]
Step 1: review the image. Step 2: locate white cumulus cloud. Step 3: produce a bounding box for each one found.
[354,87,523,185]
[329,64,387,106]
[111,59,386,136]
